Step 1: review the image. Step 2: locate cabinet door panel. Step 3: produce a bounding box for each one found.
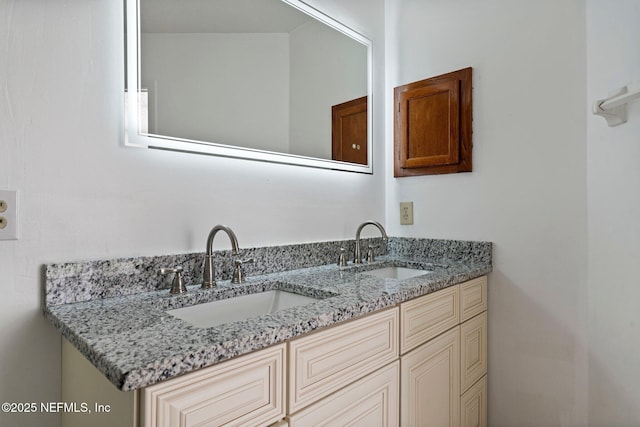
[461,375,487,427]
[288,362,399,427]
[289,308,398,413]
[460,312,488,393]
[401,327,460,427]
[460,276,487,322]
[143,344,285,427]
[400,285,459,354]
[394,67,472,177]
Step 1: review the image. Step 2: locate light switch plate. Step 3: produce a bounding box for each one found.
[400,201,413,225]
[0,190,19,240]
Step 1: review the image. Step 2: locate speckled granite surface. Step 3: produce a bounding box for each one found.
[44,237,492,391]
[44,238,388,307]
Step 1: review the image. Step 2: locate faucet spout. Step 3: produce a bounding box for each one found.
[202,225,240,288]
[354,220,388,265]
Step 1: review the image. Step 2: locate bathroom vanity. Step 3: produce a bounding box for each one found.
[45,237,491,426]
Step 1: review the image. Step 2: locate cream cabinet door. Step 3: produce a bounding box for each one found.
[460,312,487,393]
[289,308,398,413]
[400,285,459,354]
[142,344,286,427]
[288,362,399,427]
[401,327,460,427]
[459,276,487,323]
[460,375,487,427]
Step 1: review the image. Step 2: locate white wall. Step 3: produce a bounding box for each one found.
[0,1,385,426]
[10,1,640,426]
[587,1,640,425]
[385,1,588,425]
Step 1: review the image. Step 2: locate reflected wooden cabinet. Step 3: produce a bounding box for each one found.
[332,96,368,165]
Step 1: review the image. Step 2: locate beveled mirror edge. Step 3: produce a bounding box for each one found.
[124,0,373,174]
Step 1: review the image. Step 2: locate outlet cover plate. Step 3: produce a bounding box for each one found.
[0,190,18,240]
[400,201,413,225]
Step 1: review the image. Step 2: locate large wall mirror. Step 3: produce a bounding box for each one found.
[125,0,373,173]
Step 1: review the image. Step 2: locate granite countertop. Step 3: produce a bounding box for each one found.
[44,254,490,392]
[43,237,492,392]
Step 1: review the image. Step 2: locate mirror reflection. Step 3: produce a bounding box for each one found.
[129,0,371,171]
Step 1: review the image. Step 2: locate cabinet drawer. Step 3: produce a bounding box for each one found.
[400,285,459,354]
[460,312,488,393]
[460,276,487,322]
[288,362,399,427]
[142,344,286,427]
[460,375,487,427]
[289,308,398,413]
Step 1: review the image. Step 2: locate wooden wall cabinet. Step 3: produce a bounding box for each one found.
[394,68,472,177]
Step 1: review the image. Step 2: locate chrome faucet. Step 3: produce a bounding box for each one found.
[202,225,239,288]
[354,220,388,265]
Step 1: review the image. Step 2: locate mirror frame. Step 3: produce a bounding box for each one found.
[124,0,373,173]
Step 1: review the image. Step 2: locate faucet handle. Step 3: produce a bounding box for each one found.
[160,267,187,294]
[366,245,380,263]
[338,248,348,267]
[232,258,255,284]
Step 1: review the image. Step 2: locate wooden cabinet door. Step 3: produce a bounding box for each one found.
[394,68,472,177]
[288,362,399,427]
[401,327,460,427]
[332,96,368,165]
[142,344,286,427]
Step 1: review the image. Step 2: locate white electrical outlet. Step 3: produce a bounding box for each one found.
[400,201,414,225]
[0,190,19,240]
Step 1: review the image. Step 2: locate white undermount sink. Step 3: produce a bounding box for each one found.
[167,290,320,328]
[363,266,431,280]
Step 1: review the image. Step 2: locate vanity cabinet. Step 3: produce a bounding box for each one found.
[61,276,487,427]
[61,341,285,427]
[400,276,487,427]
[141,344,286,427]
